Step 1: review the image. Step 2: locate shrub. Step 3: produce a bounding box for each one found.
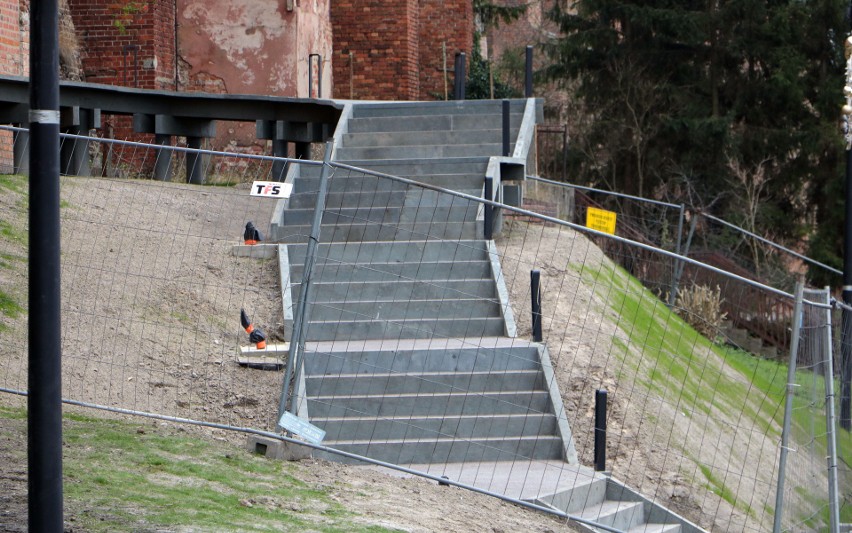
[675,284,727,340]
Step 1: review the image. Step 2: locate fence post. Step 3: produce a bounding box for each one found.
[773,282,805,533]
[484,176,493,239]
[822,288,841,533]
[524,45,533,98]
[531,270,542,342]
[29,0,65,527]
[454,52,466,100]
[279,140,334,421]
[668,213,697,307]
[594,389,607,472]
[502,100,511,157]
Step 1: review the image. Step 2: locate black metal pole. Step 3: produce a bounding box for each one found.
[525,45,533,98]
[594,389,607,472]
[29,0,64,529]
[502,100,510,157]
[531,270,542,342]
[454,52,466,100]
[484,176,493,240]
[841,146,852,430]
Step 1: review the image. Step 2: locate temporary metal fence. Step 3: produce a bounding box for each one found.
[0,129,847,531]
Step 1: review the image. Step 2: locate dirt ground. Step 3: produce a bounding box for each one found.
[0,175,778,531]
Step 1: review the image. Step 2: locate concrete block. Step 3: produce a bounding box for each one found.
[231,244,278,259]
[246,435,311,461]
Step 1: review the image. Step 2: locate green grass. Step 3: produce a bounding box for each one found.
[698,464,753,518]
[0,289,23,318]
[0,174,26,194]
[0,407,400,532]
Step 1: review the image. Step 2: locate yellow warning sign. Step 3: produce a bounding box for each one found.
[585,207,617,235]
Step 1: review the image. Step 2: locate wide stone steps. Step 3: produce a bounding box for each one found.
[302,340,563,464]
[273,99,702,533]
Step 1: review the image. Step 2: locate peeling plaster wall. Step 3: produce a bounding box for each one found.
[295,0,332,99]
[178,0,302,97]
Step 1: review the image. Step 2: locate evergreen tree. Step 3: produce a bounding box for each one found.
[544,0,848,283]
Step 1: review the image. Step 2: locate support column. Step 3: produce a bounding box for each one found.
[186,136,204,185]
[153,133,172,181]
[295,141,311,161]
[272,138,288,180]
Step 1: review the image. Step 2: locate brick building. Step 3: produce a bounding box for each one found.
[1,0,473,102]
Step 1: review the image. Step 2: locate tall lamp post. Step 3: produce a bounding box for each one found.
[840,36,852,430]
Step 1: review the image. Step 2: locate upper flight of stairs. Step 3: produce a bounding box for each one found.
[269,99,703,533]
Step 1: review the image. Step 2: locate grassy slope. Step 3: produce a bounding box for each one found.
[578,261,851,525]
[1,404,397,532]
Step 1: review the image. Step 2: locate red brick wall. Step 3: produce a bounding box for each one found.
[331,0,420,100]
[331,0,471,101]
[0,0,27,77]
[418,0,472,100]
[68,0,175,90]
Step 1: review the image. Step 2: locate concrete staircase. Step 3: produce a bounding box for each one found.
[270,99,703,532]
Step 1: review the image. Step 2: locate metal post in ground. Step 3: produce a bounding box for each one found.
[594,389,607,472]
[28,0,64,529]
[279,140,334,421]
[525,45,533,97]
[454,52,466,100]
[531,270,542,342]
[821,288,841,533]
[841,33,852,430]
[484,176,493,240]
[773,282,805,533]
[502,100,511,157]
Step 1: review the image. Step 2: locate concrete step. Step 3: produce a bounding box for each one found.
[288,188,482,210]
[535,475,608,515]
[287,240,491,264]
[336,143,509,161]
[626,523,682,533]
[302,316,507,341]
[331,157,489,177]
[288,190,408,209]
[343,129,506,147]
[293,175,485,197]
[316,434,563,465]
[289,260,493,283]
[306,369,545,396]
[308,298,502,322]
[346,113,523,134]
[295,279,496,302]
[351,100,527,118]
[302,341,542,374]
[279,205,478,226]
[312,413,558,442]
[307,390,552,418]
[578,499,646,531]
[275,220,482,243]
